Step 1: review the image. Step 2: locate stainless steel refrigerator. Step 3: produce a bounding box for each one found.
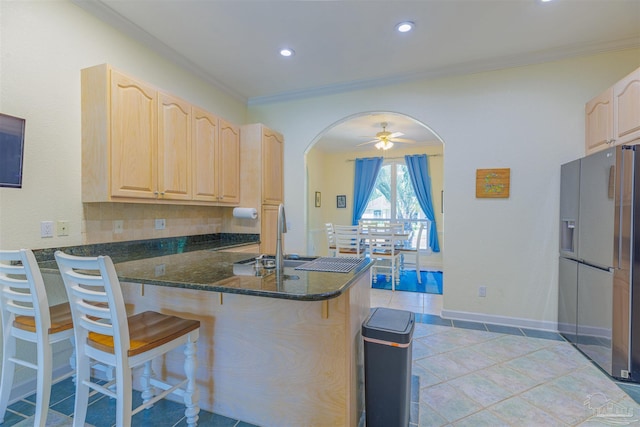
[559,144,640,381]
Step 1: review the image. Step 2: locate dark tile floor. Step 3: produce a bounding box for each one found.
[3,312,640,426]
[2,378,260,427]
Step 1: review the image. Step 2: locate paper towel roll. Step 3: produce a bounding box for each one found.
[233,207,258,219]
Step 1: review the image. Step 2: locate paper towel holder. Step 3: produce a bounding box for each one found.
[233,207,258,220]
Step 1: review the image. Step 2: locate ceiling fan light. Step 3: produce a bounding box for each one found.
[375,141,385,150]
[384,141,394,150]
[280,48,295,57]
[395,21,414,33]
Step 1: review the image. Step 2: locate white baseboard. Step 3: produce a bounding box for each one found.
[440,309,558,332]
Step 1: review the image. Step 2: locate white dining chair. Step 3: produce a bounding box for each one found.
[367,229,401,290]
[325,223,337,256]
[0,249,75,427]
[398,222,426,284]
[334,224,364,257]
[55,251,201,427]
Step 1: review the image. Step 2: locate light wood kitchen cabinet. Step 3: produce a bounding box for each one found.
[82,64,239,206]
[261,205,280,254]
[586,66,640,155]
[585,88,613,154]
[261,128,284,205]
[83,64,186,202]
[83,66,159,201]
[240,124,285,254]
[158,91,191,201]
[192,109,240,204]
[217,119,241,204]
[613,67,640,145]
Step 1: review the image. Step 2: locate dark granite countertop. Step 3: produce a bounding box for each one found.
[35,233,372,301]
[34,233,259,266]
[113,250,372,301]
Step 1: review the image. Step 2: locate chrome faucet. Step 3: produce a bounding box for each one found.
[276,203,287,272]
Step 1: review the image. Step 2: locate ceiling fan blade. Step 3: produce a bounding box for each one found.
[389,131,404,138]
[356,139,378,146]
[389,138,415,143]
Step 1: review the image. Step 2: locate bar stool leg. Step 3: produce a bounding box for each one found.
[183,336,199,427]
[34,343,54,427]
[116,365,133,427]
[69,336,77,384]
[0,334,17,423]
[73,342,91,427]
[141,361,155,406]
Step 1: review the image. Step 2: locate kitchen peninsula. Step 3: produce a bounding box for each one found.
[89,247,371,427]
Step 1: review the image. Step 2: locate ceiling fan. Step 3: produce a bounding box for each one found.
[357,122,416,150]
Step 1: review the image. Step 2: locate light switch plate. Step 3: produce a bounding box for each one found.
[155,219,166,230]
[40,221,54,238]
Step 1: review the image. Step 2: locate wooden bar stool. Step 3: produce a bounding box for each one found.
[54,251,201,427]
[0,249,75,427]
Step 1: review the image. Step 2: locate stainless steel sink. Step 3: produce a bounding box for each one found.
[233,255,317,276]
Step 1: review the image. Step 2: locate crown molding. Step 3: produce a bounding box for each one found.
[248,36,640,106]
[71,0,248,104]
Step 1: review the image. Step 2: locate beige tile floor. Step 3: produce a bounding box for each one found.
[372,289,640,426]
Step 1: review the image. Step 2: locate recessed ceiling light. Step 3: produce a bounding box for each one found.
[395,21,414,33]
[280,48,295,57]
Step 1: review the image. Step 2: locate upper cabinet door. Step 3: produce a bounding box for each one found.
[192,107,219,202]
[585,88,613,154]
[82,64,242,206]
[158,92,191,200]
[613,67,640,145]
[110,70,158,199]
[218,119,240,204]
[261,128,284,205]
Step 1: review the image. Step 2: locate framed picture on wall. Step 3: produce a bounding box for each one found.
[336,195,346,208]
[315,191,321,207]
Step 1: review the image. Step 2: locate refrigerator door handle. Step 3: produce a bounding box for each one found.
[614,146,634,271]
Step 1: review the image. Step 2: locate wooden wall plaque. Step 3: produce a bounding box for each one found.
[476,168,510,198]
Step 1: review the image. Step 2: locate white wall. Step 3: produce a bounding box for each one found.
[0,1,247,250]
[248,50,640,328]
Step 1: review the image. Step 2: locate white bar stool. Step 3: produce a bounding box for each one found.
[55,251,201,427]
[0,249,75,427]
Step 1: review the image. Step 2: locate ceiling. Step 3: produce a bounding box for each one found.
[73,0,640,152]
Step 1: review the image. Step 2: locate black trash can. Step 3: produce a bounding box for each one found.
[362,307,415,427]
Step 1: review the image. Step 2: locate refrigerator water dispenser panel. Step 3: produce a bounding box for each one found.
[561,220,576,253]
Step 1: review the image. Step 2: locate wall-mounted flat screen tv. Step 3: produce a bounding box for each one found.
[0,113,26,188]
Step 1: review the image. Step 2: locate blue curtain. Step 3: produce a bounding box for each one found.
[351,157,383,225]
[405,154,440,252]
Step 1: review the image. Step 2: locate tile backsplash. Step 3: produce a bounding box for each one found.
[83,203,223,244]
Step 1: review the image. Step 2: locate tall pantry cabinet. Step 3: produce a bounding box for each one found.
[240,124,284,254]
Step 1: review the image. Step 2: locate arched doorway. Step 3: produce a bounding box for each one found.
[304,111,444,272]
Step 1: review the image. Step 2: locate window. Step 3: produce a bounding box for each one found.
[361,160,428,247]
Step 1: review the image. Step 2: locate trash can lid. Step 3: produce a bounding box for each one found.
[362,307,415,344]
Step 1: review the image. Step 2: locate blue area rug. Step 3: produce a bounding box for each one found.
[371,270,443,294]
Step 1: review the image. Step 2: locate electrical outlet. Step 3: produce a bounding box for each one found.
[40,221,54,238]
[56,220,69,236]
[114,220,124,234]
[155,264,166,277]
[479,286,487,297]
[155,219,166,230]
